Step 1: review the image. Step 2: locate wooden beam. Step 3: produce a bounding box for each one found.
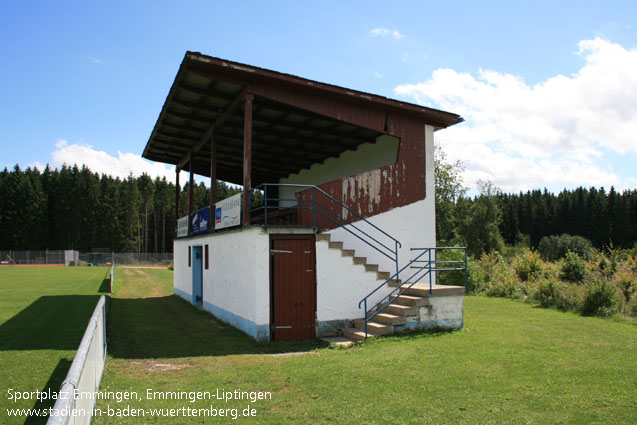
[177,88,247,169]
[188,162,194,217]
[175,166,181,224]
[210,134,217,231]
[243,94,254,227]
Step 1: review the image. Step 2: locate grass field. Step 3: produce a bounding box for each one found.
[0,266,110,424]
[93,268,636,424]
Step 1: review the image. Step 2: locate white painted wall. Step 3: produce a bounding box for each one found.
[174,237,191,298]
[327,125,436,276]
[174,226,316,340]
[316,239,394,322]
[278,134,399,205]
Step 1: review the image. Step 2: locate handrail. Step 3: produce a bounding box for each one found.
[250,183,402,276]
[358,246,467,338]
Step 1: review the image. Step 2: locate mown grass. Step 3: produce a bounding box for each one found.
[0,266,109,424]
[95,269,636,424]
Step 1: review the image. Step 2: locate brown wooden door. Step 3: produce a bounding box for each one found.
[271,235,316,341]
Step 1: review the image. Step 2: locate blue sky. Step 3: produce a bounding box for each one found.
[1,0,636,193]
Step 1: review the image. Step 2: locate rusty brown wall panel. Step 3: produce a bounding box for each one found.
[251,84,386,133]
[294,114,427,230]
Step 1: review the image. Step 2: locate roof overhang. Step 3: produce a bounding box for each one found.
[142,52,462,185]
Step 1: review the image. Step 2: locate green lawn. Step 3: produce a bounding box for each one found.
[0,266,109,424]
[94,269,636,424]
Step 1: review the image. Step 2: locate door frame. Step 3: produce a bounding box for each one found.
[269,234,317,341]
[192,245,203,307]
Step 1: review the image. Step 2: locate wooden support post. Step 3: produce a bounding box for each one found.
[242,94,254,227]
[175,166,180,221]
[188,161,194,217]
[210,134,217,231]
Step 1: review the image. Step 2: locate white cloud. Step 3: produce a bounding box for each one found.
[394,37,637,192]
[38,140,188,184]
[373,72,382,78]
[88,56,105,64]
[369,27,404,39]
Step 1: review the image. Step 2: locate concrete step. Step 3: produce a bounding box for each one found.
[328,241,344,250]
[316,233,331,242]
[364,264,379,273]
[390,294,430,307]
[383,303,419,316]
[354,319,394,335]
[376,271,390,280]
[341,249,355,257]
[353,256,366,265]
[404,283,465,297]
[343,328,372,341]
[370,312,406,326]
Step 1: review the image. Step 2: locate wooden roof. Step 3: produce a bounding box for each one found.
[142,52,462,185]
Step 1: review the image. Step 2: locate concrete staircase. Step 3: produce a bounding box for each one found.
[342,283,464,341]
[316,233,396,282]
[317,233,464,343]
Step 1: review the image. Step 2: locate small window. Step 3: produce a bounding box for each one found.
[205,244,209,270]
[188,246,191,267]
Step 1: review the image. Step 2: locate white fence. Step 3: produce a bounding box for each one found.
[0,250,79,265]
[47,295,107,425]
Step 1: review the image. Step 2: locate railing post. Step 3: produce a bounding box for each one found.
[364,299,368,338]
[429,249,433,294]
[395,241,399,280]
[312,187,316,228]
[264,185,268,226]
[464,247,468,293]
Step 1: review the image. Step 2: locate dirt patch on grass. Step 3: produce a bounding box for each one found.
[130,360,190,373]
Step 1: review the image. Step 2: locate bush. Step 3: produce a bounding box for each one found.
[582,281,617,316]
[554,283,586,312]
[436,249,467,287]
[513,249,543,282]
[538,234,592,261]
[560,251,587,283]
[535,278,562,307]
[613,268,635,302]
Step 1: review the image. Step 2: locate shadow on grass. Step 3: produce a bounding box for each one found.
[98,270,111,293]
[0,295,101,351]
[23,359,73,425]
[107,295,328,359]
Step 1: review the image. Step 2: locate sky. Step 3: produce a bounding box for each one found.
[1,0,636,194]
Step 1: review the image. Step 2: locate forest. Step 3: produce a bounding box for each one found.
[0,164,239,252]
[0,161,635,253]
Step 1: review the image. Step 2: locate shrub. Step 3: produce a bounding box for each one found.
[554,283,586,312]
[628,296,637,317]
[613,268,635,302]
[535,278,562,307]
[560,251,587,283]
[513,249,543,282]
[436,249,467,287]
[538,234,592,261]
[582,281,617,316]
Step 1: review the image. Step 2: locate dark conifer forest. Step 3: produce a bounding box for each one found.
[0,164,635,252]
[0,164,240,252]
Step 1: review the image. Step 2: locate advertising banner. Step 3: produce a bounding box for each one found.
[215,193,242,230]
[191,207,210,235]
[177,216,189,237]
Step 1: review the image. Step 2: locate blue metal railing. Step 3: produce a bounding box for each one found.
[250,183,402,277]
[358,246,467,338]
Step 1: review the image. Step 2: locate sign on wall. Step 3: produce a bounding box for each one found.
[215,193,242,230]
[191,207,210,235]
[177,216,189,237]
